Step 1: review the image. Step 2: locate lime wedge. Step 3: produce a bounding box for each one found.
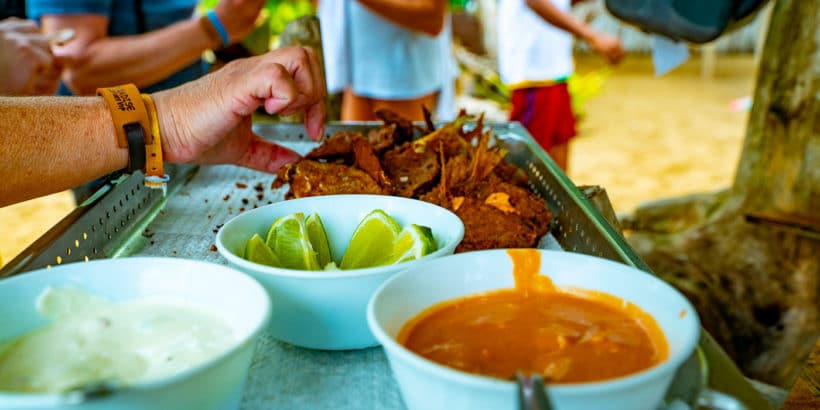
[245,234,281,267]
[265,213,321,270]
[385,224,436,264]
[340,209,401,269]
[305,213,333,269]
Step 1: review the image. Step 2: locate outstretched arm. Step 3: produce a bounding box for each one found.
[357,0,447,36]
[0,46,326,206]
[41,0,264,95]
[525,0,624,64]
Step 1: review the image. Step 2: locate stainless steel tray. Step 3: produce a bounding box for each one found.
[1,122,773,409]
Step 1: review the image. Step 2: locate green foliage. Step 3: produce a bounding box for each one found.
[198,0,315,55]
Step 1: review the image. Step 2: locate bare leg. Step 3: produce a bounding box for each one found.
[341,89,437,121]
[371,93,437,121]
[341,88,375,121]
[548,142,569,171]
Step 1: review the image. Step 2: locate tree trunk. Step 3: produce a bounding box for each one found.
[734,0,819,229]
[624,0,820,387]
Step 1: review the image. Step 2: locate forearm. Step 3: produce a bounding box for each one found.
[525,0,595,41]
[0,96,126,206]
[63,19,214,95]
[357,0,446,36]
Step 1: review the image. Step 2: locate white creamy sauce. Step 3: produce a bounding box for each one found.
[0,286,236,393]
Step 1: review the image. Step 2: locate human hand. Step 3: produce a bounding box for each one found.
[153,46,326,173]
[214,0,266,44]
[588,32,624,65]
[0,18,61,95]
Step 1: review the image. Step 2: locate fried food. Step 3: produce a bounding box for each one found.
[277,160,387,199]
[272,110,553,252]
[375,109,415,144]
[382,142,440,198]
[368,124,397,154]
[453,197,542,252]
[352,137,393,193]
[305,131,364,162]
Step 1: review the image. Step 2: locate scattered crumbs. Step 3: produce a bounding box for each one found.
[679,309,687,318]
[267,201,273,204]
[207,215,212,220]
[239,207,245,212]
[254,183,264,192]
[171,250,177,255]
[150,240,155,245]
[253,204,258,209]
[212,224,224,234]
[256,193,264,201]
[236,182,248,189]
[242,198,249,205]
[204,199,209,203]
[142,229,154,238]
[223,194,231,201]
[209,244,217,252]
[159,210,167,216]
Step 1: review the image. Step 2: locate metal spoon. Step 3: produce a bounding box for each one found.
[516,371,553,410]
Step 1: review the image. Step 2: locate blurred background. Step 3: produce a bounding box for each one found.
[0,0,768,265]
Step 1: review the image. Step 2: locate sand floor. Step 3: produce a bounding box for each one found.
[0,54,758,266]
[570,54,756,213]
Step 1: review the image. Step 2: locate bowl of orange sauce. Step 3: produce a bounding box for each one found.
[367,249,700,410]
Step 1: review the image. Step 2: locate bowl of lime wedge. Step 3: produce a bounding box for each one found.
[216,194,464,350]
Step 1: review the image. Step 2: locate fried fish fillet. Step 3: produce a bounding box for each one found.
[453,197,543,253]
[276,160,387,199]
[305,131,365,162]
[352,137,393,193]
[381,142,440,198]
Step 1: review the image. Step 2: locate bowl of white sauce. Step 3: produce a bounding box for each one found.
[0,257,270,410]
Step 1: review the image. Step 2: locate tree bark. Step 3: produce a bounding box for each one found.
[625,0,820,387]
[734,0,819,229]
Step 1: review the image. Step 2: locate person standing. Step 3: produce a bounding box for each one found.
[498,0,624,170]
[320,0,453,121]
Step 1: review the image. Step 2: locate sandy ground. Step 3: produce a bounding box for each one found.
[0,54,757,266]
[570,54,756,213]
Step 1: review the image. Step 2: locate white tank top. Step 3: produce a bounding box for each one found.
[497,0,575,88]
[347,2,446,100]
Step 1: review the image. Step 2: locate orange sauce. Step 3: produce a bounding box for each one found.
[398,249,668,383]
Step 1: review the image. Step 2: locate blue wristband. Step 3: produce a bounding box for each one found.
[206,10,230,47]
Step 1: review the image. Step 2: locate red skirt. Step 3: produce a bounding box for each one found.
[509,83,577,151]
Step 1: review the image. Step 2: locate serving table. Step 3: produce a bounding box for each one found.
[1,122,781,409]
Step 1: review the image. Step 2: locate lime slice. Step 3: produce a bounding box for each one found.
[265,213,321,270]
[340,209,401,269]
[245,234,281,267]
[385,224,436,265]
[305,213,333,269]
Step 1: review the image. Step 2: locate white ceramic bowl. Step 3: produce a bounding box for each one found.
[0,257,270,410]
[368,249,700,410]
[216,194,465,350]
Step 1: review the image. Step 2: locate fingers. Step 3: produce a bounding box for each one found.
[238,134,302,173]
[303,47,326,140]
[265,47,326,139]
[260,63,300,115]
[0,18,40,34]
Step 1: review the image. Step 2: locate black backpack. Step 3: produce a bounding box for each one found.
[605,0,771,43]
